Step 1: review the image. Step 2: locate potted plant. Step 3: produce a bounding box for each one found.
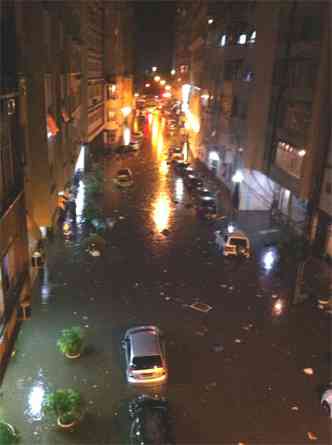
[43,389,83,429]
[0,419,19,444]
[57,326,84,359]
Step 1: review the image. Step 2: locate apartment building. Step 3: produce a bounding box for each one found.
[104,1,134,146]
[0,1,31,373]
[174,0,331,258]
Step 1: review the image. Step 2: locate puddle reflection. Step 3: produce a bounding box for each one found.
[25,369,48,422]
[152,193,171,233]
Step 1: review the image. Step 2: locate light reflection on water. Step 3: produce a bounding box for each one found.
[40,267,51,304]
[24,369,48,422]
[175,178,184,202]
[152,192,171,233]
[76,180,85,224]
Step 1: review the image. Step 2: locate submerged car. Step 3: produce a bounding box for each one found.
[195,187,214,201]
[122,326,167,385]
[215,229,251,258]
[129,395,174,445]
[321,387,332,418]
[184,174,204,191]
[114,168,134,188]
[196,196,217,220]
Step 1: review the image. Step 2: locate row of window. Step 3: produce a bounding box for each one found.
[0,98,23,214]
[219,30,256,48]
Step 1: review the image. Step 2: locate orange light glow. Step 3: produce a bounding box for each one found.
[152,193,171,232]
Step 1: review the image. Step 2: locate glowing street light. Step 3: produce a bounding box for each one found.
[152,66,157,72]
[160,79,166,86]
[232,170,244,183]
[121,106,132,117]
[154,75,161,82]
[145,83,151,88]
[165,85,171,91]
[171,69,176,76]
[134,93,139,97]
[208,18,214,24]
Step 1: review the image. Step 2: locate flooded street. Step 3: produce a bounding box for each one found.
[1,113,331,444]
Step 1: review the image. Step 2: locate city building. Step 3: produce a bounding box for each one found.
[174,0,331,258]
[104,1,134,146]
[0,1,31,374]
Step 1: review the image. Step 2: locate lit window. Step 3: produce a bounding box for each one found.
[220,34,227,47]
[249,30,256,43]
[238,34,247,45]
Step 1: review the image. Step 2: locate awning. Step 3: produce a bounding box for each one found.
[47,113,59,135]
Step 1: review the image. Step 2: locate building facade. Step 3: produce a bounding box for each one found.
[0,1,31,374]
[174,0,331,258]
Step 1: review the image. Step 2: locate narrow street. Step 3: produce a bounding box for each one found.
[1,113,330,444]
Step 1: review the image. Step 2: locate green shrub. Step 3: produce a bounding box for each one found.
[0,420,19,444]
[57,327,84,357]
[43,389,82,425]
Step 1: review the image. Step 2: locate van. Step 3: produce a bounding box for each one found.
[215,229,251,258]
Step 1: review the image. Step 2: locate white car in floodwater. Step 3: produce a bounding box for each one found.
[114,168,134,188]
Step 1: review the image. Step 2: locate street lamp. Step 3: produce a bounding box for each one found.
[160,79,166,86]
[171,69,176,76]
[154,75,161,82]
[145,83,151,88]
[152,66,157,72]
[231,170,243,214]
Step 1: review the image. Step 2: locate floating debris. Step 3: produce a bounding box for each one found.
[213,344,224,352]
[307,432,318,441]
[189,302,213,313]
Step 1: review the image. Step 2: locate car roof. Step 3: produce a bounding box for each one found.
[227,230,248,238]
[128,327,161,357]
[118,168,131,175]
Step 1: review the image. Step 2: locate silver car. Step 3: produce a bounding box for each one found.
[122,326,167,385]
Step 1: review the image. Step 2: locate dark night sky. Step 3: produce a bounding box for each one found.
[132,1,176,77]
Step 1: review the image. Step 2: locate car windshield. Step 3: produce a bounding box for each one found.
[229,238,247,248]
[118,170,129,176]
[201,199,215,208]
[133,355,162,370]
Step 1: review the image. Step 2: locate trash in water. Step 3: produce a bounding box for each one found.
[307,432,318,441]
[190,302,213,313]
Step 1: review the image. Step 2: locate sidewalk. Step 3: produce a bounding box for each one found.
[192,157,331,301]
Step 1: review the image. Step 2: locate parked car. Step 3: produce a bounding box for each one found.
[195,187,214,201]
[184,174,204,191]
[170,146,182,155]
[114,168,134,188]
[132,131,144,140]
[183,166,195,177]
[122,326,167,385]
[129,395,174,445]
[173,160,190,175]
[196,196,217,220]
[115,144,135,155]
[215,229,251,258]
[321,387,332,418]
[129,140,140,151]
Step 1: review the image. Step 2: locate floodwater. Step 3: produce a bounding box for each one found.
[1,112,331,444]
